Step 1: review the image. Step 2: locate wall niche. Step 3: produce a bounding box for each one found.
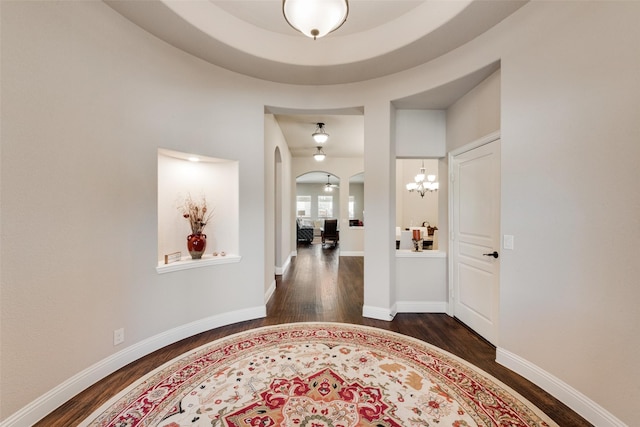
[157,149,240,273]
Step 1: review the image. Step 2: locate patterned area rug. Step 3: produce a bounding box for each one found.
[80,323,557,427]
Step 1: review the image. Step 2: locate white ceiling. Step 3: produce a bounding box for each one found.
[105,0,525,85]
[106,1,521,174]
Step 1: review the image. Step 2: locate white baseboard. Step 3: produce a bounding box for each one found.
[362,305,396,321]
[339,251,364,256]
[396,301,448,313]
[265,279,276,303]
[0,306,267,427]
[274,252,292,275]
[496,347,626,427]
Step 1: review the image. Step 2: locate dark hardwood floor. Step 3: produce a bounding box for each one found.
[37,242,592,426]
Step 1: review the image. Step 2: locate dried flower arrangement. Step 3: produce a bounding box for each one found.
[179,193,214,235]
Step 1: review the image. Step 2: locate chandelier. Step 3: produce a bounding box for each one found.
[406,160,439,198]
[312,122,329,143]
[282,0,349,40]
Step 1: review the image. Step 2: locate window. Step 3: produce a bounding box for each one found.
[317,195,333,218]
[296,196,311,217]
[348,196,355,219]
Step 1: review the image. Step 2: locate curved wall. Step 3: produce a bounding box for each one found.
[2,1,639,425]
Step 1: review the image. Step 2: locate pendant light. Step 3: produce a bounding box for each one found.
[313,147,326,161]
[312,122,329,144]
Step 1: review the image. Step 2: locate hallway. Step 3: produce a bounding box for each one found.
[37,244,591,426]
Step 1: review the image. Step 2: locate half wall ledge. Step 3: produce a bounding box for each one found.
[156,254,241,274]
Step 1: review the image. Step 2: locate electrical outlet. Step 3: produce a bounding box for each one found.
[113,328,125,346]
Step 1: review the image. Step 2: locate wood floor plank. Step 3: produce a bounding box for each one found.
[35,243,592,426]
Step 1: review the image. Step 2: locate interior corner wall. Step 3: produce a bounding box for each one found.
[264,114,293,292]
[446,69,501,151]
[363,101,396,318]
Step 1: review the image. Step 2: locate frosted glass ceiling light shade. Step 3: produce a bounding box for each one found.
[313,147,326,161]
[283,0,349,40]
[312,122,329,143]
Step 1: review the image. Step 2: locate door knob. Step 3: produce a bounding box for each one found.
[483,251,499,258]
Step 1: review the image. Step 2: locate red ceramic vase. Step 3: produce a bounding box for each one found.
[187,233,207,259]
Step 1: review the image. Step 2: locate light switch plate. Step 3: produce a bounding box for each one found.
[503,235,514,250]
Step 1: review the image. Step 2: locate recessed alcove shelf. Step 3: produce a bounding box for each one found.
[157,149,239,272]
[156,254,241,274]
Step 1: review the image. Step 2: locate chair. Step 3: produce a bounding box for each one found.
[296,219,314,243]
[321,219,339,247]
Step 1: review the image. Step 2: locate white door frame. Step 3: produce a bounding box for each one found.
[447,130,501,318]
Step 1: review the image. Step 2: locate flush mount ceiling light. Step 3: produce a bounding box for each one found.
[406,160,439,198]
[283,0,349,40]
[313,146,326,161]
[312,122,329,144]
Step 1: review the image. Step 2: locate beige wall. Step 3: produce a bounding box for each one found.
[1,2,271,421]
[395,109,446,158]
[498,3,639,420]
[447,70,501,151]
[2,1,639,425]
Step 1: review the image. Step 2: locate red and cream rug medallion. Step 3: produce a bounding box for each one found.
[81,323,557,427]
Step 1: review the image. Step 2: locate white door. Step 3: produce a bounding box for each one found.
[450,138,501,345]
